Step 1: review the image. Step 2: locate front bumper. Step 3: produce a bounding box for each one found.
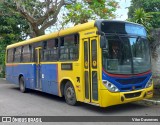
[99,84,153,107]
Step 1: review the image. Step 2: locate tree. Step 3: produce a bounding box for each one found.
[2,0,74,37]
[2,0,118,37]
[128,0,160,28]
[149,29,160,59]
[0,3,27,77]
[128,0,160,59]
[0,2,28,48]
[128,8,159,59]
[63,0,118,25]
[128,8,152,32]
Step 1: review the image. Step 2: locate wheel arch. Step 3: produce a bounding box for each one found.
[18,74,24,84]
[60,78,76,97]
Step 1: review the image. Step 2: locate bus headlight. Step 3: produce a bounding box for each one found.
[102,80,119,92]
[145,77,153,88]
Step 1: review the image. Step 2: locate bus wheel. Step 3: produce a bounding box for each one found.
[64,81,77,105]
[19,76,26,93]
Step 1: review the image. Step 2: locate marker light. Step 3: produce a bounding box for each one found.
[102,80,119,92]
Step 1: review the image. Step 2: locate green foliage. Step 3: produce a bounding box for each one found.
[2,0,78,37]
[1,0,118,36]
[128,0,160,59]
[63,0,118,25]
[128,0,160,28]
[128,8,153,32]
[0,3,28,77]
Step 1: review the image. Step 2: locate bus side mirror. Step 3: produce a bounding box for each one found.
[100,36,108,49]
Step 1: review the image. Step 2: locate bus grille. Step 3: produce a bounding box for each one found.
[124,92,141,98]
[116,77,147,84]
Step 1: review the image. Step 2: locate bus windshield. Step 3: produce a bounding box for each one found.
[102,35,151,74]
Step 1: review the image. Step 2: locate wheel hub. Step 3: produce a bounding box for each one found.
[66,87,74,99]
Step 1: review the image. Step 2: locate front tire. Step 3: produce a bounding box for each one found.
[64,81,77,105]
[19,76,26,93]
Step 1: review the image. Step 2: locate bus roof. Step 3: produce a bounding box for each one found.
[7,21,95,49]
[6,20,144,49]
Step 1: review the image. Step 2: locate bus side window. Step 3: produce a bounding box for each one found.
[60,37,67,60]
[59,34,79,61]
[7,49,14,63]
[14,47,22,62]
[42,41,48,61]
[73,35,79,60]
[29,45,34,62]
[50,38,58,61]
[22,45,32,62]
[42,39,58,61]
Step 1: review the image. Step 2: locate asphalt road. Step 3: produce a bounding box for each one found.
[0,79,160,124]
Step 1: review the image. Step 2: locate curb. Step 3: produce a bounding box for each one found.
[0,78,6,80]
[143,99,160,105]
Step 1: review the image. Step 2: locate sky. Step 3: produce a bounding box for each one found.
[115,0,131,20]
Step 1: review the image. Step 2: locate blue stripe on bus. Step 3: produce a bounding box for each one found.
[102,71,151,92]
[6,64,36,88]
[41,64,58,95]
[6,64,58,95]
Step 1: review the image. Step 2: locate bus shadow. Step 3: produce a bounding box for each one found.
[11,87,65,103]
[78,102,152,114]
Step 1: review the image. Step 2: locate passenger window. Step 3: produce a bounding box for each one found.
[22,45,32,62]
[42,39,58,61]
[60,34,79,61]
[7,49,14,63]
[14,47,22,62]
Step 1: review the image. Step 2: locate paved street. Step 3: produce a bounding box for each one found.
[0,79,160,124]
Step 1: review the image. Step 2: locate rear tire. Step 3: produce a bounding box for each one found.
[19,76,26,93]
[64,81,77,106]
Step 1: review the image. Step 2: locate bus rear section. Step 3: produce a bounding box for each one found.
[6,47,37,90]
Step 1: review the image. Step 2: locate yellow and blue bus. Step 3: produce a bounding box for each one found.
[6,20,153,107]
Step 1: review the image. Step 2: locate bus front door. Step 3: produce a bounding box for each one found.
[83,37,99,104]
[35,47,42,90]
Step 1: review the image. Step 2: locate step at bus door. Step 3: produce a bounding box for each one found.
[83,37,99,104]
[35,47,42,90]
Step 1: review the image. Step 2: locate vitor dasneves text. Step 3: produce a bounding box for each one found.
[132,117,158,122]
